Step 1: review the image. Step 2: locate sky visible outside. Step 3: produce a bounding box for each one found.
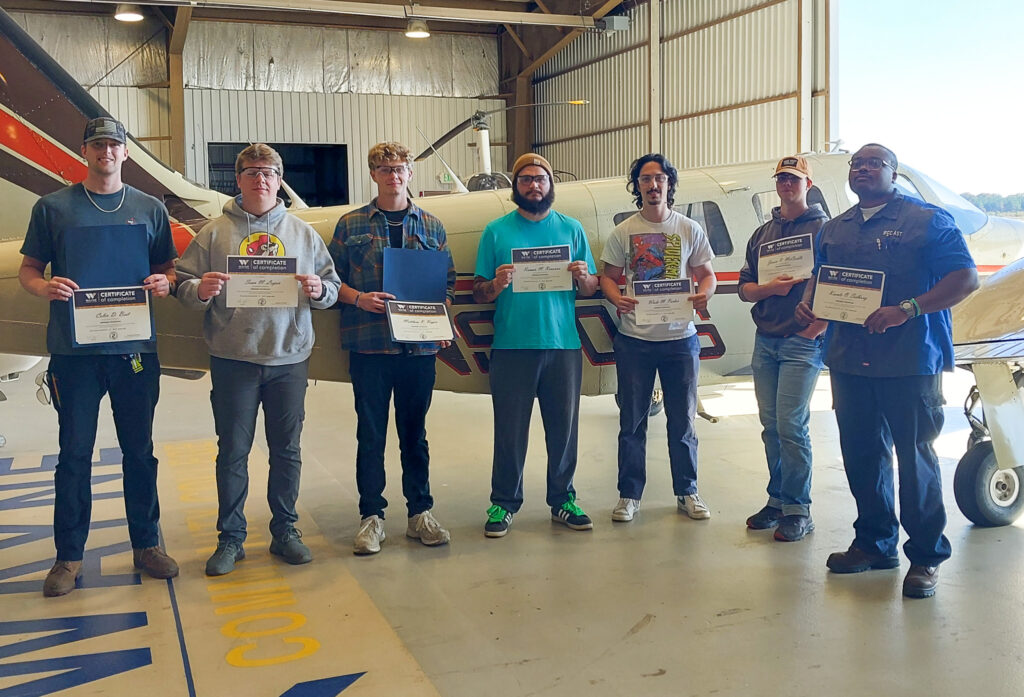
[837,0,1024,195]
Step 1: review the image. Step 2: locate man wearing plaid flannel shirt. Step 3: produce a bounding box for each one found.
[329,142,456,555]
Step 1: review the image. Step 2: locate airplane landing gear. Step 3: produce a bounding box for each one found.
[954,440,1024,526]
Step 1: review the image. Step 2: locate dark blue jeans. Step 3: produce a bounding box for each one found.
[614,333,700,499]
[830,371,951,566]
[488,349,581,513]
[751,333,823,516]
[210,356,308,543]
[47,353,162,561]
[348,351,436,519]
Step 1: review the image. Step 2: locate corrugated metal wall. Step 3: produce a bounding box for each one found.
[183,90,505,202]
[92,86,173,166]
[535,0,830,179]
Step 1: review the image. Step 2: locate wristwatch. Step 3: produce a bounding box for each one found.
[898,299,918,319]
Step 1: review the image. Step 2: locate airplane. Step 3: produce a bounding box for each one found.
[1,8,1023,528]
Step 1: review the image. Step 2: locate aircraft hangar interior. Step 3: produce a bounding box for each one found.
[1,1,1023,696]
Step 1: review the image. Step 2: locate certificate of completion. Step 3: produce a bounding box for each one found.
[225,256,298,308]
[72,286,152,346]
[757,233,814,281]
[632,278,693,326]
[812,265,886,324]
[511,245,572,292]
[385,301,454,343]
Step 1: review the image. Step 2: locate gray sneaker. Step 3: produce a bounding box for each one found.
[270,528,313,565]
[206,540,245,576]
[406,510,451,546]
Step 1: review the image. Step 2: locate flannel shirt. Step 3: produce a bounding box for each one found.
[329,197,456,355]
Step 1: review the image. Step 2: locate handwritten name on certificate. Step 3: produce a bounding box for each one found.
[225,255,298,308]
[757,233,814,281]
[632,278,693,326]
[812,265,886,324]
[72,286,152,345]
[385,301,454,343]
[511,245,572,292]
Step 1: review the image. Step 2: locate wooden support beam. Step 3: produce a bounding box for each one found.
[517,0,623,78]
[503,23,533,60]
[168,7,192,176]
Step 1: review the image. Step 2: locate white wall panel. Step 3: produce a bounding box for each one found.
[92,86,172,166]
[539,2,649,78]
[183,89,505,203]
[662,98,797,168]
[538,125,649,182]
[661,0,775,36]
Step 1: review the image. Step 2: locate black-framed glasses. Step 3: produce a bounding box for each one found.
[240,167,280,179]
[375,165,410,176]
[849,157,894,171]
[516,174,549,186]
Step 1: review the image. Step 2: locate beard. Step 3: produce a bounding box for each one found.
[512,186,555,215]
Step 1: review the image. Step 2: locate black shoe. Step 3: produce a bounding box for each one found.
[903,565,939,598]
[774,514,814,542]
[746,505,783,529]
[485,505,513,538]
[826,545,900,573]
[269,528,313,565]
[551,494,593,531]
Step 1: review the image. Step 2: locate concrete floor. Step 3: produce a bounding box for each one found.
[2,363,1023,696]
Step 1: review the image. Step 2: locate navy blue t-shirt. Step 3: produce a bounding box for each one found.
[20,184,176,355]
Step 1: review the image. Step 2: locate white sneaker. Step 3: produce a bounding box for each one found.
[611,497,641,522]
[678,493,711,520]
[354,515,385,555]
[406,510,451,546]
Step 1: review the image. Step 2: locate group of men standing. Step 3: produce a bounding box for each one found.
[19,115,977,601]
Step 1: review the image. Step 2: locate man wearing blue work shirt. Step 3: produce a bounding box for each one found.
[796,143,979,599]
[473,153,599,538]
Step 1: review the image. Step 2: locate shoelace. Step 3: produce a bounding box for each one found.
[561,500,586,516]
[359,518,381,534]
[688,495,706,509]
[417,512,440,532]
[486,504,509,523]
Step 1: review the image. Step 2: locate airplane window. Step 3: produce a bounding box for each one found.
[612,204,733,256]
[895,174,922,198]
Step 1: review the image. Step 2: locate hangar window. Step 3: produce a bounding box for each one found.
[611,203,734,256]
[752,186,832,226]
[207,142,350,207]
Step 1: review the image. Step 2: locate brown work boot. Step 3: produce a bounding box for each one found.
[903,565,939,599]
[43,560,82,597]
[133,546,179,579]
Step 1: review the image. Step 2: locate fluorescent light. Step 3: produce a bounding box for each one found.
[405,19,430,38]
[114,4,144,22]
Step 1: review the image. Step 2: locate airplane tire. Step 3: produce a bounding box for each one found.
[953,441,1024,527]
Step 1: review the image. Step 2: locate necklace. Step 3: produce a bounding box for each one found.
[386,219,404,227]
[83,185,126,213]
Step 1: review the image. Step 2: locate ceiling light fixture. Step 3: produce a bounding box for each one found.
[114,3,144,22]
[405,19,430,39]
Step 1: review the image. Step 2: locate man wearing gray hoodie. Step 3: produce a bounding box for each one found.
[176,143,340,576]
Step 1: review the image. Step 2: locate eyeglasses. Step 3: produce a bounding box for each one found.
[638,174,668,185]
[516,174,549,186]
[375,165,410,176]
[849,157,894,171]
[240,167,280,180]
[775,173,803,184]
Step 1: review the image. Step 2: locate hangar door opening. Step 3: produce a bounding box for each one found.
[207,143,350,207]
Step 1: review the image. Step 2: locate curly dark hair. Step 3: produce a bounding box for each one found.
[626,153,678,209]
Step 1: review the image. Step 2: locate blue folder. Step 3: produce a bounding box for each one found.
[382,248,449,302]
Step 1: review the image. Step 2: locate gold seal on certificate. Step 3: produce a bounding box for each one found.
[757,233,814,281]
[511,245,572,292]
[225,255,298,308]
[632,278,693,326]
[71,286,153,346]
[812,265,886,324]
[385,301,454,343]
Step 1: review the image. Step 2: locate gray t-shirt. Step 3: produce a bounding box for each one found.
[600,210,714,341]
[20,184,176,355]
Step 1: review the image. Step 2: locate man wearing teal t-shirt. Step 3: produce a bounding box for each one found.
[473,153,599,538]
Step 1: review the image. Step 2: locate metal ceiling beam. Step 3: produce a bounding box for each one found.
[51,0,598,28]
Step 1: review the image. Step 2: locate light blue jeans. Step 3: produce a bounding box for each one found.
[751,333,823,516]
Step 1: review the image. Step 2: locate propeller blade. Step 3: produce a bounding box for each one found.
[414,115,477,161]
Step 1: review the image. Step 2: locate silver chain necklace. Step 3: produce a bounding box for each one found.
[83,185,126,213]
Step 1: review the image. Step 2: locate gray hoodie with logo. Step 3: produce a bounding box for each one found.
[176,196,340,365]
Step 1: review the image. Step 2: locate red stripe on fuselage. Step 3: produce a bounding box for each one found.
[0,109,85,183]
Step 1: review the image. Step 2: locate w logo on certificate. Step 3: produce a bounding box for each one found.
[812,265,885,324]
